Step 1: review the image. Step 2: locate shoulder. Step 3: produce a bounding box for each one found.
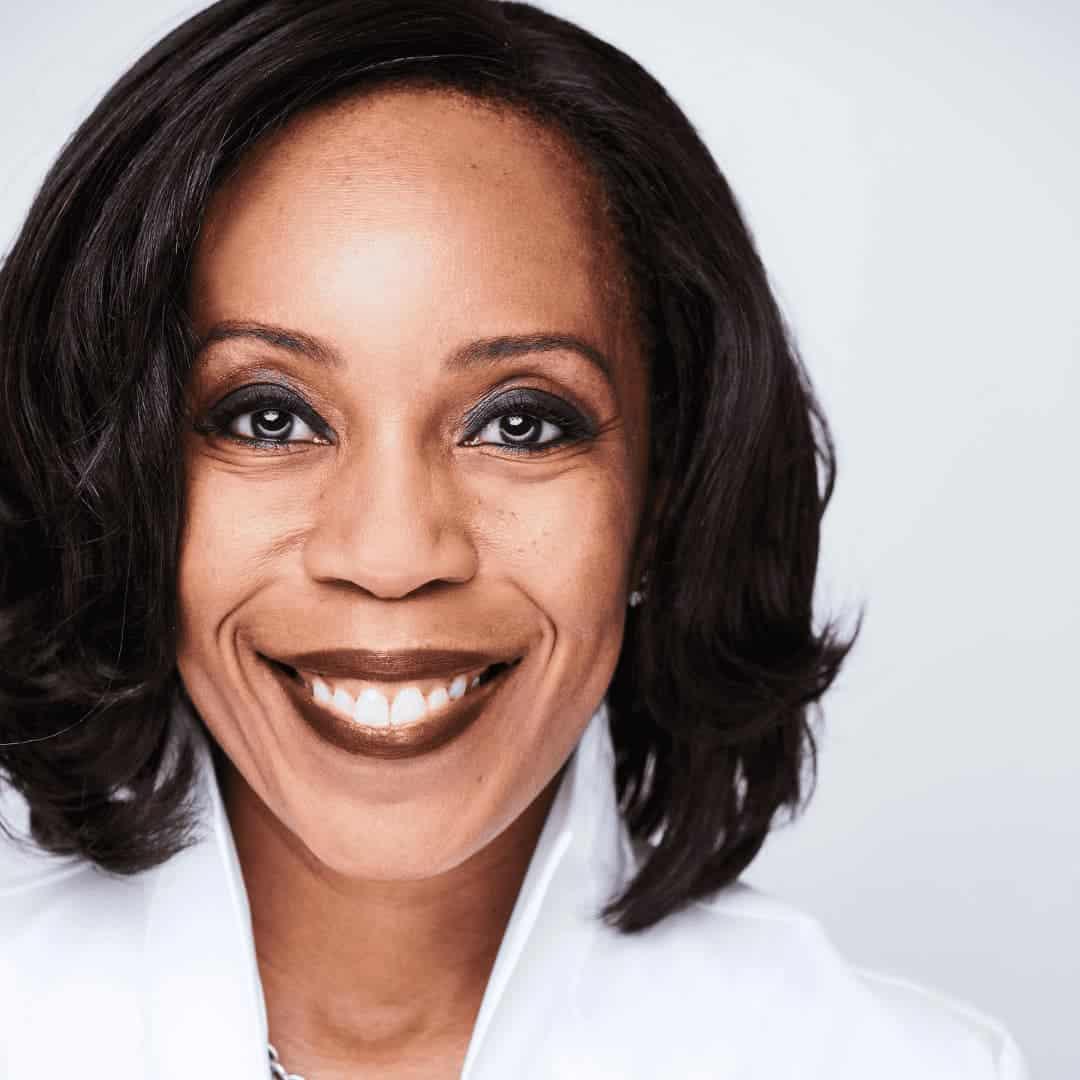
[0,777,93,903]
[0,780,158,1075]
[0,776,148,971]
[574,881,1028,1079]
[851,965,1029,1079]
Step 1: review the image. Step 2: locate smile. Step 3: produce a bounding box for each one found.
[263,654,522,759]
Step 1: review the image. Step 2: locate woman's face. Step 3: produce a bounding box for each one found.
[177,88,651,880]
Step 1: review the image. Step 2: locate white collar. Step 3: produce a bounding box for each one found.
[141,694,635,1078]
[1,695,1024,1077]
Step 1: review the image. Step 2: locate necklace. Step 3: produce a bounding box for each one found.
[268,1041,306,1079]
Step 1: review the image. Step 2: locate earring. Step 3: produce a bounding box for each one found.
[628,570,649,608]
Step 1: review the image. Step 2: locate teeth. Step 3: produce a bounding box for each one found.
[297,663,507,730]
[390,687,427,726]
[355,687,389,728]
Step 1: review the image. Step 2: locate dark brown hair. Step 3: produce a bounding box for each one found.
[0,0,861,932]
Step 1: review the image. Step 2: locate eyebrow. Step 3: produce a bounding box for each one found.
[196,320,615,388]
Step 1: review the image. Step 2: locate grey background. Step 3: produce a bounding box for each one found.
[1,1,1076,1076]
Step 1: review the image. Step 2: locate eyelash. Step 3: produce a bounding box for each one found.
[195,384,593,456]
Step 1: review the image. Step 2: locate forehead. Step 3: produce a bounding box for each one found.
[190,88,633,359]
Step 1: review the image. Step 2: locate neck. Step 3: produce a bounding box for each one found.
[223,758,564,1076]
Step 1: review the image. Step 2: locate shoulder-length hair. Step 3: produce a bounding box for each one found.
[0,0,860,932]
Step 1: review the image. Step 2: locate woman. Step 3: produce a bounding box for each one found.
[0,2,1027,1077]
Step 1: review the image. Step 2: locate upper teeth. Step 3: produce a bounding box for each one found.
[302,667,489,729]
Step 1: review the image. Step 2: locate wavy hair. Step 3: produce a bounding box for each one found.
[0,0,861,932]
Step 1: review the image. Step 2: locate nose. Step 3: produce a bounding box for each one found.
[302,435,478,600]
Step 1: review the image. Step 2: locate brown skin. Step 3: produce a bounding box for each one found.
[177,89,654,1078]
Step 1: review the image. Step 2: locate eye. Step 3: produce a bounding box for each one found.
[462,389,594,455]
[472,412,564,450]
[229,407,319,443]
[195,383,331,447]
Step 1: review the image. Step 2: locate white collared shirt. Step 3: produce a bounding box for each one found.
[0,698,1028,1078]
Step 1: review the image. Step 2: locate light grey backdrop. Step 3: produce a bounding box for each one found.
[1,2,1076,1076]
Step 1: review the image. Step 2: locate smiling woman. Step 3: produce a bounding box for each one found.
[0,2,1026,1079]
[178,90,644,804]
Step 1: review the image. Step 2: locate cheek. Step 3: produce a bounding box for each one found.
[492,469,636,637]
[176,448,638,647]
[176,458,305,647]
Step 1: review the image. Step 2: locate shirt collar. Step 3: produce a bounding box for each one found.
[150,693,634,1077]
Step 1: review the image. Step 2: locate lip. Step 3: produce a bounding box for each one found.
[268,646,518,684]
[264,654,522,760]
